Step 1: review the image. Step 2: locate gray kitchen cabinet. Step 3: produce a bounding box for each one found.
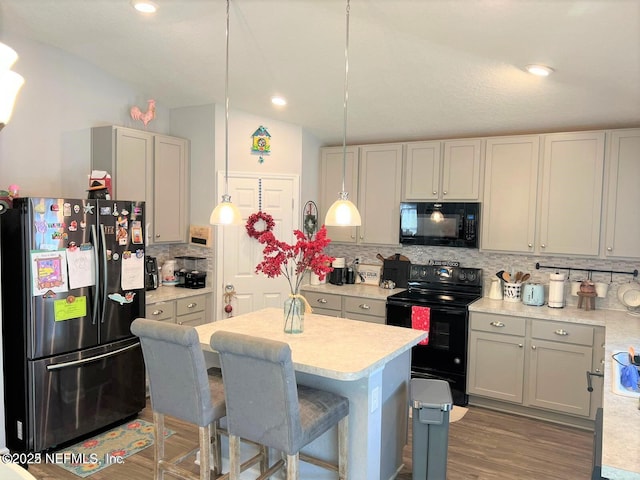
[467,313,526,403]
[538,131,605,256]
[320,143,402,245]
[481,136,540,253]
[91,126,190,245]
[468,312,604,422]
[402,139,482,201]
[603,128,640,258]
[147,300,176,323]
[301,288,387,324]
[146,293,210,327]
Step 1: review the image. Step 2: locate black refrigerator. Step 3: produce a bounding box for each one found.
[1,197,146,453]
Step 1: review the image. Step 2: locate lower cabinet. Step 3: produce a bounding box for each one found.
[468,312,604,422]
[302,289,386,324]
[147,293,210,327]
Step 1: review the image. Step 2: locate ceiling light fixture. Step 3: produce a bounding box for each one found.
[131,1,158,14]
[210,0,242,225]
[0,42,25,131]
[271,96,287,106]
[524,64,554,77]
[324,0,361,227]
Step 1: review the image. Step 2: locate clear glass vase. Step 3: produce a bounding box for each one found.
[284,296,304,334]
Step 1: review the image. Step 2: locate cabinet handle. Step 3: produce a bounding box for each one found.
[178,321,184,325]
[532,345,537,350]
[432,191,437,195]
[607,247,613,252]
[187,302,197,308]
[152,309,163,316]
[317,298,328,304]
[155,234,161,238]
[350,235,356,239]
[489,321,505,327]
[359,303,370,310]
[443,190,447,195]
[541,244,546,248]
[554,328,569,336]
[518,344,523,348]
[528,243,533,248]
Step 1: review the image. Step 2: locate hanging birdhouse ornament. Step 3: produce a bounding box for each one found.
[251,126,271,163]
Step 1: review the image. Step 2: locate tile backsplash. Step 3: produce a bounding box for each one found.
[326,244,639,312]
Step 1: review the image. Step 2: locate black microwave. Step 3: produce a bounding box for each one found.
[399,202,479,248]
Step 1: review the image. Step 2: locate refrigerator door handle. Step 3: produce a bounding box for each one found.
[91,224,100,325]
[99,224,108,324]
[46,343,140,371]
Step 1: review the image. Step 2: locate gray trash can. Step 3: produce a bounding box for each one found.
[410,378,453,480]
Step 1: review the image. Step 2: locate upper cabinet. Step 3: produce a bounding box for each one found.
[92,126,190,245]
[481,136,540,253]
[603,129,640,258]
[403,139,482,201]
[320,144,402,245]
[538,132,605,256]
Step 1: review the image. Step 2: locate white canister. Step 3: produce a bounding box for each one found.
[489,278,503,300]
[548,272,566,308]
[503,282,521,302]
[162,260,176,283]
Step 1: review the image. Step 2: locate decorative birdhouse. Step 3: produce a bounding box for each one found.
[251,126,271,163]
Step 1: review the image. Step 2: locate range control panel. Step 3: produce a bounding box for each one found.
[408,265,483,287]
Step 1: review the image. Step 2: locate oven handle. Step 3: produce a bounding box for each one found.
[386,300,468,315]
[46,343,139,371]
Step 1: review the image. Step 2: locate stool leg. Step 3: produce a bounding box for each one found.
[211,422,221,476]
[338,416,348,479]
[229,434,241,480]
[199,425,210,480]
[153,412,165,480]
[286,453,299,480]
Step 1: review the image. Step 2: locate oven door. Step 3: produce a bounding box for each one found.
[386,299,469,404]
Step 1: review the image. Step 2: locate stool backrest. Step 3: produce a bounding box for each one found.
[210,331,302,454]
[131,318,214,426]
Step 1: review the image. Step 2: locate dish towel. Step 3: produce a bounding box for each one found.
[411,306,430,345]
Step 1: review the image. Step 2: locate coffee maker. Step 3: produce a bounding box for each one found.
[145,256,159,291]
[329,258,345,285]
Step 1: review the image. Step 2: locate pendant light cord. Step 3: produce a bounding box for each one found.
[224,0,231,197]
[341,0,350,194]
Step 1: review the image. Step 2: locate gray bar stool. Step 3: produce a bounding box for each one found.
[132,319,266,480]
[210,331,349,479]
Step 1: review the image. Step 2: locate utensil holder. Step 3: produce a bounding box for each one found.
[503,282,522,302]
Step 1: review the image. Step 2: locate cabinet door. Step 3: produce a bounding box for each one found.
[539,132,605,255]
[358,144,403,244]
[467,331,525,403]
[442,139,482,200]
[482,136,540,253]
[153,135,189,243]
[320,146,359,243]
[604,129,640,258]
[146,301,176,323]
[403,142,441,200]
[527,339,593,416]
[344,296,385,324]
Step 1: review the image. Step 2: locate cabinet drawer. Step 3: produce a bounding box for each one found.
[531,320,594,346]
[470,312,525,336]
[147,301,175,322]
[344,296,386,318]
[176,295,206,316]
[304,291,342,311]
[176,311,206,327]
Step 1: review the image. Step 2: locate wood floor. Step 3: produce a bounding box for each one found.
[28,400,593,479]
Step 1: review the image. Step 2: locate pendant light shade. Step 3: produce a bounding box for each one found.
[324,0,361,227]
[210,0,241,226]
[0,42,25,131]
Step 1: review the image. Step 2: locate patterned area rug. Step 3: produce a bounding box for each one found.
[56,419,173,478]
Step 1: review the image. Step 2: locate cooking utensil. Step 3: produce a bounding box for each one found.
[520,273,530,283]
[515,271,523,283]
[376,253,385,262]
[502,272,511,283]
[496,270,505,281]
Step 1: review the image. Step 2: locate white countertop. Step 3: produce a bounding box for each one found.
[145,285,214,304]
[300,282,405,300]
[196,307,426,381]
[470,298,640,479]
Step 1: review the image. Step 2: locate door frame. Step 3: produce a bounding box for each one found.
[214,171,300,319]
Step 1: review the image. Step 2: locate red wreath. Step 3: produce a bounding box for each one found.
[246,211,275,239]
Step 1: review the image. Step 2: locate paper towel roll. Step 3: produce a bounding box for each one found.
[548,273,566,308]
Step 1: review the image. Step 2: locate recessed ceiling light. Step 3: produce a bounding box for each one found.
[271,96,287,106]
[524,64,554,77]
[131,1,158,14]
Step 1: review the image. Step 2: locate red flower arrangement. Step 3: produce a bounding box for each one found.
[255,225,334,295]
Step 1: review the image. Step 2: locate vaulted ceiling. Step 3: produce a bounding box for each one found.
[2,0,639,145]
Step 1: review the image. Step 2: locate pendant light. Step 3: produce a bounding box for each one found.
[0,42,25,131]
[210,0,242,225]
[324,0,362,227]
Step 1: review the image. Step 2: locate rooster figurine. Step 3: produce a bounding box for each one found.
[130,99,156,126]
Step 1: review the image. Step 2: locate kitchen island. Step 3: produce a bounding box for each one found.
[470,298,640,479]
[195,307,426,480]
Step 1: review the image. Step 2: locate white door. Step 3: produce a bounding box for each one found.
[215,172,299,319]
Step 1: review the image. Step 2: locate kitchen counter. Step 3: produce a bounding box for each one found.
[470,298,640,479]
[145,285,213,304]
[300,282,404,300]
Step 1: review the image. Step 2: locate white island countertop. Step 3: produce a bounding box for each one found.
[196,307,425,381]
[470,298,640,479]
